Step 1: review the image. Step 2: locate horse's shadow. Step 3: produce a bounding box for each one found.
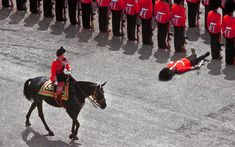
[37,18,54,31]
[207,60,222,76]
[122,40,138,55]
[0,8,11,20]
[9,11,27,24]
[24,14,40,27]
[22,127,81,147]
[94,32,109,47]
[137,44,153,60]
[222,65,235,81]
[153,48,170,63]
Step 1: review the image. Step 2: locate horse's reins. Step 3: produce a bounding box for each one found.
[70,75,101,108]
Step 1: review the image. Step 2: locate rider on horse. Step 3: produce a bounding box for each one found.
[50,46,72,103]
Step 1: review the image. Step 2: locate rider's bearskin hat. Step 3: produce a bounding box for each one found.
[56,46,66,56]
[159,68,175,81]
[224,1,235,13]
[210,0,221,10]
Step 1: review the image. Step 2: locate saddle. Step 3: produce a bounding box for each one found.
[38,80,69,100]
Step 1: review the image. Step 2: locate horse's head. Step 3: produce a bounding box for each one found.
[91,82,107,109]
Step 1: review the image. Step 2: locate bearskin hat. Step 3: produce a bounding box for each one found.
[159,68,175,81]
[210,0,221,10]
[174,0,183,4]
[56,46,66,56]
[224,1,235,13]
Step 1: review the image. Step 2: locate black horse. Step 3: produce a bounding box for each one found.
[23,76,106,140]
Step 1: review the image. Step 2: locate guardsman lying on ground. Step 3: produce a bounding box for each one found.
[159,49,210,81]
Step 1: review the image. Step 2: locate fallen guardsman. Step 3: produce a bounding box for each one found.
[159,49,210,81]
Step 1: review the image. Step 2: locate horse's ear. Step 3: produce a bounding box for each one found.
[97,85,100,89]
[101,82,106,87]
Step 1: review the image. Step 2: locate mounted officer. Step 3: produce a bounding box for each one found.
[50,47,73,103]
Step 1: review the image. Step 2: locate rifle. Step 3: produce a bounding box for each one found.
[90,1,96,29]
[9,0,14,8]
[196,2,201,28]
[63,0,67,21]
[166,0,172,50]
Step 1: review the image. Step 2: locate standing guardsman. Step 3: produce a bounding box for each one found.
[96,0,111,33]
[2,0,11,7]
[202,0,211,31]
[43,0,54,18]
[186,0,200,28]
[29,0,41,14]
[81,0,93,29]
[222,1,235,65]
[67,0,78,25]
[110,0,125,36]
[55,0,66,21]
[16,0,27,11]
[154,0,171,49]
[139,0,153,45]
[207,0,222,60]
[171,0,186,52]
[124,0,140,41]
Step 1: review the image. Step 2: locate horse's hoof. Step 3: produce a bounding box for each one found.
[48,131,54,136]
[69,134,74,139]
[73,135,79,140]
[25,121,31,127]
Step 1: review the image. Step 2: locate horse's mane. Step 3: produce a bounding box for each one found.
[76,81,98,89]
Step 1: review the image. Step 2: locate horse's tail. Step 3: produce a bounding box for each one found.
[23,79,33,101]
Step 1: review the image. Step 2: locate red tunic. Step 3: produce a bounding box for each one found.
[139,0,153,19]
[167,58,192,73]
[154,0,171,23]
[50,57,71,82]
[171,3,186,27]
[96,0,111,7]
[207,10,222,34]
[110,0,125,11]
[124,0,140,15]
[222,15,235,39]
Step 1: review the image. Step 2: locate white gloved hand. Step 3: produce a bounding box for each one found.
[68,70,72,75]
[54,81,58,85]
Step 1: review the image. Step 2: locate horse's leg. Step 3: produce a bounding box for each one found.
[67,111,80,140]
[37,101,54,136]
[69,120,75,139]
[25,101,37,127]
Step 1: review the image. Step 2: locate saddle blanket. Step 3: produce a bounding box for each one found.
[38,81,69,100]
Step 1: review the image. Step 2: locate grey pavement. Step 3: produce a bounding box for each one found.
[0,3,235,147]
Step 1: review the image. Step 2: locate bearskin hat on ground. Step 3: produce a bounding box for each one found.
[159,68,175,81]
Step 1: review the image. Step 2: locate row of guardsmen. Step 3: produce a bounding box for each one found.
[1,0,235,64]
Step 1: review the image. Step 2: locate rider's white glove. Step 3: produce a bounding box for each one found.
[68,70,72,75]
[54,81,58,85]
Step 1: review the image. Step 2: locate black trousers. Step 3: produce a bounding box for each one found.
[29,0,39,14]
[2,0,10,7]
[55,0,65,21]
[157,22,169,49]
[81,3,92,29]
[111,10,122,36]
[126,14,137,40]
[210,33,221,59]
[174,26,185,52]
[225,38,235,65]
[141,18,153,45]
[188,53,208,66]
[204,5,211,31]
[43,0,53,17]
[16,0,27,10]
[187,2,200,28]
[98,6,109,32]
[68,0,78,24]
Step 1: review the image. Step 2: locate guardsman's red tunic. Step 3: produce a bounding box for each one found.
[167,58,192,73]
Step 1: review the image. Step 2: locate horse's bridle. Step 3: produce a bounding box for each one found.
[88,87,105,108]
